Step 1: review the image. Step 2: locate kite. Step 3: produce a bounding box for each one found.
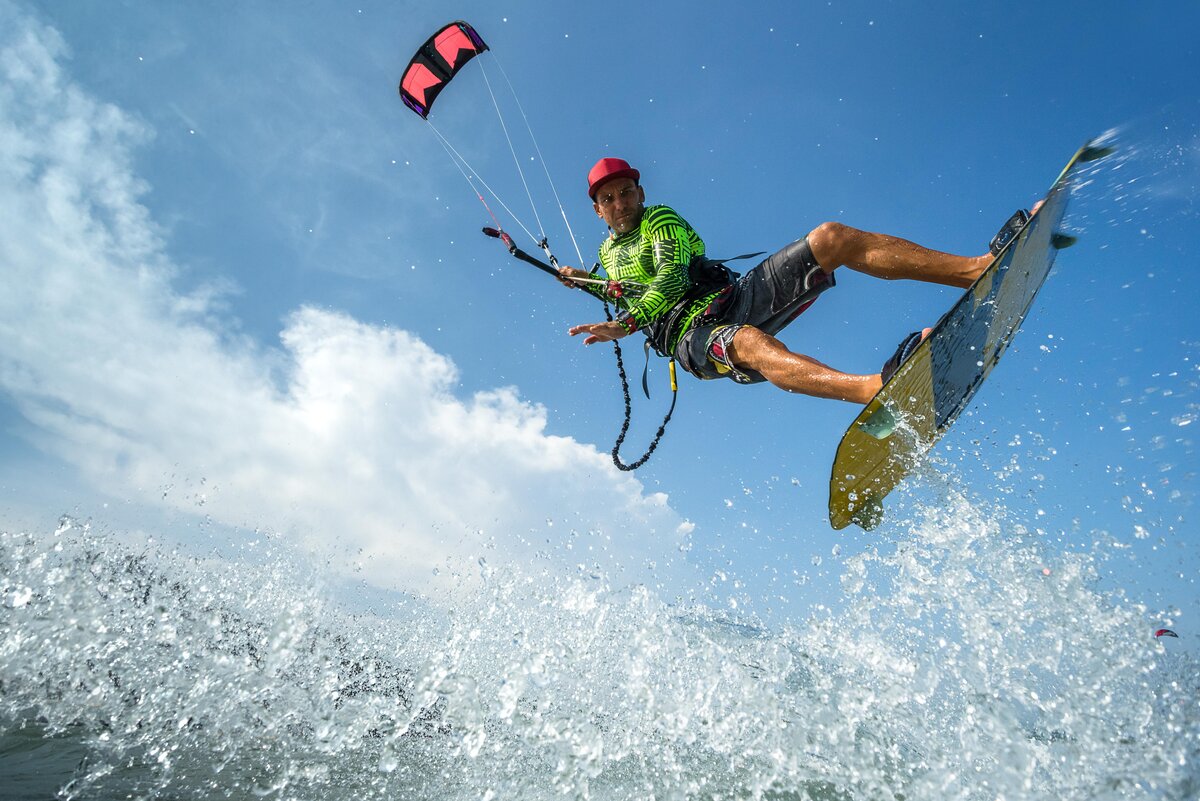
[399,20,489,119]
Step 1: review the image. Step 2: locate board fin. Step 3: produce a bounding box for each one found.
[858,404,897,440]
[849,496,884,530]
[1051,233,1078,249]
[1077,143,1116,163]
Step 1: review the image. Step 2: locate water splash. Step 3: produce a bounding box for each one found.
[2,501,1196,800]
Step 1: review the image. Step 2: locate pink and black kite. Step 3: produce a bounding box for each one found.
[399,21,489,119]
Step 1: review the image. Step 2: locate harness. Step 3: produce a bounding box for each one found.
[643,253,762,357]
[607,251,764,465]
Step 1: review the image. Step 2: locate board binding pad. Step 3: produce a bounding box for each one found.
[827,140,1113,531]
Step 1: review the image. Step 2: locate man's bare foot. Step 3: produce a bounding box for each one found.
[971,201,1044,281]
[881,327,935,383]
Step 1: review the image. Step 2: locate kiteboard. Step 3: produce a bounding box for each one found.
[828,139,1113,531]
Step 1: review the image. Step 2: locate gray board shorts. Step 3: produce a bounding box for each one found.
[675,237,834,384]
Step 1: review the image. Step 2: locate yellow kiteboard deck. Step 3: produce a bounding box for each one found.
[828,140,1113,531]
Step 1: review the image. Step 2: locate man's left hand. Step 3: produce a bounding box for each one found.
[568,321,628,346]
[556,266,592,288]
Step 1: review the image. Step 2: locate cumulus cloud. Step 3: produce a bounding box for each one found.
[0,6,692,594]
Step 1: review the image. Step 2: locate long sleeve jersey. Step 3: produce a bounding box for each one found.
[586,205,725,352]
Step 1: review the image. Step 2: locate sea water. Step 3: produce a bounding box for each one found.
[2,494,1196,801]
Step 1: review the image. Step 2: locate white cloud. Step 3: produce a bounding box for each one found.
[0,5,692,595]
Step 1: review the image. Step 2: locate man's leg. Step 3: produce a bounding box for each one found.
[726,326,882,404]
[805,222,991,288]
[710,219,1005,402]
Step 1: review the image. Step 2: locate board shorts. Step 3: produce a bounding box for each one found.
[674,237,835,384]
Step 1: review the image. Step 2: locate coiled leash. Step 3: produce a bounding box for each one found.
[602,300,678,471]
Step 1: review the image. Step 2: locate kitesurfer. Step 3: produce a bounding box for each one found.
[561,157,1023,405]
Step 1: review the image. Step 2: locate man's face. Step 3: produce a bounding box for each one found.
[593,177,645,235]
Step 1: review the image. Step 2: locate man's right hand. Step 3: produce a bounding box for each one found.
[557,266,591,288]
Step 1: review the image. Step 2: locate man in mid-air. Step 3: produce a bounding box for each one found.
[560,157,1027,405]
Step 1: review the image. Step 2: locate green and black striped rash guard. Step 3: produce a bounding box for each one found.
[587,205,724,351]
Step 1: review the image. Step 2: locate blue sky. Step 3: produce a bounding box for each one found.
[1,1,1197,639]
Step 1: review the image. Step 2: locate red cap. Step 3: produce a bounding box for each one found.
[587,157,640,199]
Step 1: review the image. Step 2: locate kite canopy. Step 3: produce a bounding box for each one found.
[399,20,489,119]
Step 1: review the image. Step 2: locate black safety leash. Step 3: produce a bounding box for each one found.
[602,301,678,471]
[482,227,677,471]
